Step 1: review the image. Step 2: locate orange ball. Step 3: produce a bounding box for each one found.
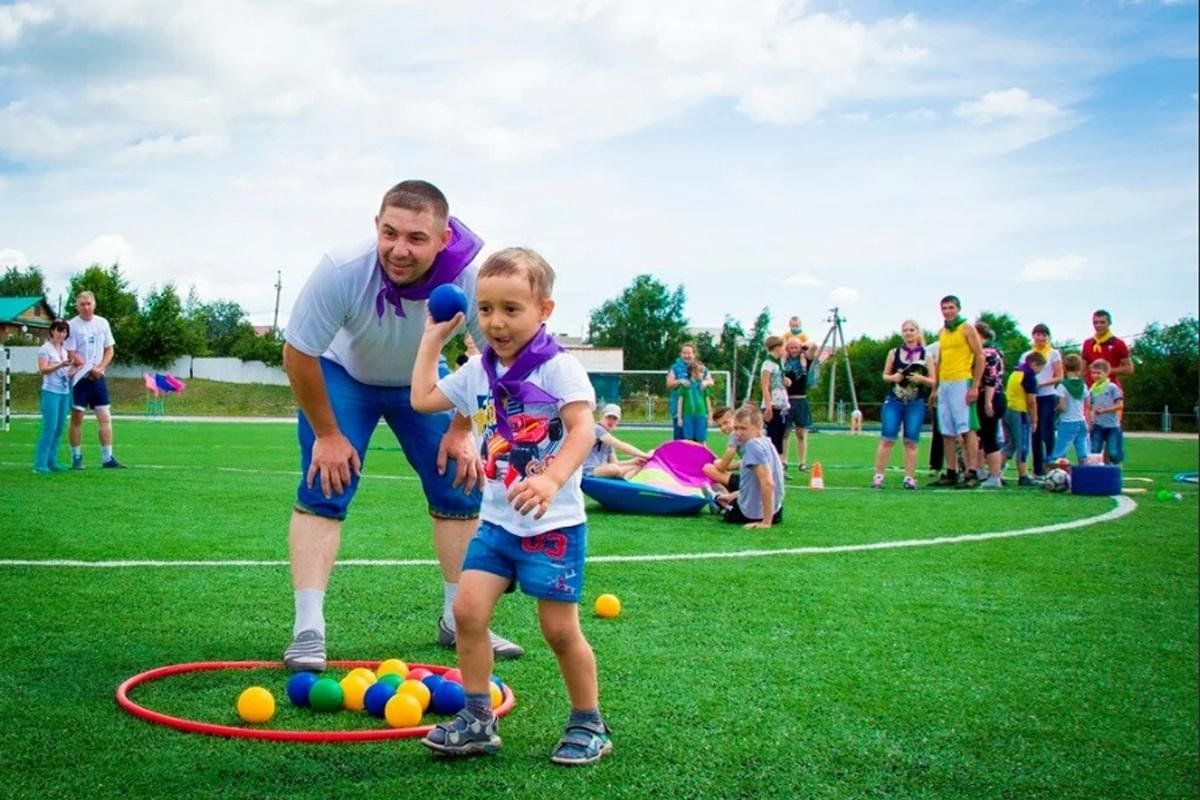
[376,659,408,680]
[594,593,621,619]
[384,692,424,728]
[236,686,276,723]
[397,678,432,712]
[339,674,373,711]
[489,682,503,708]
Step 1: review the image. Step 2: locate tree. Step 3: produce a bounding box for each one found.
[229,325,284,366]
[185,292,251,356]
[739,307,773,405]
[977,310,1031,365]
[586,275,689,369]
[134,284,198,368]
[0,265,46,298]
[1126,316,1199,420]
[67,264,140,364]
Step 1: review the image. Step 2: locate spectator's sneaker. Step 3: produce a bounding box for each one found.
[902,477,918,490]
[1018,476,1038,488]
[283,629,326,672]
[798,463,809,472]
[71,455,84,470]
[871,474,884,490]
[980,476,1003,489]
[101,458,127,469]
[422,708,502,757]
[929,473,957,487]
[550,722,613,766]
[959,472,980,489]
[437,616,525,660]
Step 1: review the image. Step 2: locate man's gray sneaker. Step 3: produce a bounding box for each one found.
[283,629,326,672]
[422,708,502,757]
[437,616,525,660]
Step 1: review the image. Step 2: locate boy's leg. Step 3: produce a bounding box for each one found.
[539,600,599,714]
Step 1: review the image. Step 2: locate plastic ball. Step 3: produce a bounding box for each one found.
[594,593,622,619]
[428,284,468,323]
[441,668,463,684]
[491,674,505,693]
[347,667,378,687]
[489,682,503,709]
[308,677,345,712]
[376,659,408,680]
[397,678,432,712]
[384,692,424,728]
[340,674,373,711]
[237,686,276,724]
[286,672,320,707]
[420,673,444,695]
[406,667,433,683]
[429,679,466,715]
[363,681,397,718]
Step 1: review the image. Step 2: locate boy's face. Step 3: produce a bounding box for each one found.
[375,205,450,287]
[716,414,734,434]
[476,272,554,365]
[733,418,762,441]
[1090,364,1108,380]
[769,344,784,358]
[600,414,619,431]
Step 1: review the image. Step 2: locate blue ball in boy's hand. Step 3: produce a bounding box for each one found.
[428,284,468,323]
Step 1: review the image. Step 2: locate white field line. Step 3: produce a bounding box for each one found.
[0,496,1136,569]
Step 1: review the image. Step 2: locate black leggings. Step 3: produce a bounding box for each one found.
[976,391,1007,455]
[765,408,788,456]
[1032,394,1057,475]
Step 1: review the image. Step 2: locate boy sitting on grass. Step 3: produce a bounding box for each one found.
[715,405,785,529]
[703,406,740,494]
[582,403,651,480]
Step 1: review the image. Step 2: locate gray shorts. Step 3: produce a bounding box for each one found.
[936,380,972,435]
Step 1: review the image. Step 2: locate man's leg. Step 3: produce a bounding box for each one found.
[284,511,342,671]
[69,406,85,467]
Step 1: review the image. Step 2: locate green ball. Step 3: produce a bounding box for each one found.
[308,677,345,712]
[376,673,403,689]
[1156,488,1172,501]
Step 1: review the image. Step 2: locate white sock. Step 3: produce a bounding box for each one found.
[442,582,458,630]
[101,446,113,461]
[293,589,325,636]
[71,446,82,458]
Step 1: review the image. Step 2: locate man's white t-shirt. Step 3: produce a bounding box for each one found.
[285,239,484,387]
[438,352,595,537]
[65,315,115,387]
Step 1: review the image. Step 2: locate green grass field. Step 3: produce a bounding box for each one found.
[0,419,1196,800]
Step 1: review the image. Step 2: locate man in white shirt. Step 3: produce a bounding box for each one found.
[66,291,124,469]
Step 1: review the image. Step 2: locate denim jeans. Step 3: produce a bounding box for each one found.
[35,389,72,470]
[1050,419,1090,462]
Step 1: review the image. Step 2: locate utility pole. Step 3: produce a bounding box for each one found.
[272,270,282,333]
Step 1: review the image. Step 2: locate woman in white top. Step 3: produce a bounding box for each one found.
[34,320,76,474]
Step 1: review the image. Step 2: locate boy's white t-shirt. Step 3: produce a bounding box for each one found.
[1054,384,1088,423]
[438,352,596,536]
[285,239,484,387]
[65,315,115,386]
[37,341,71,394]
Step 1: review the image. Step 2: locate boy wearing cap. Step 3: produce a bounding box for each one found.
[582,404,652,480]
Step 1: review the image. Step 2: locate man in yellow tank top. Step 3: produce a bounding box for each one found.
[931,296,985,488]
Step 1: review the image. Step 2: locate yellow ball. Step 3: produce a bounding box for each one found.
[384,692,424,728]
[489,682,503,709]
[347,667,378,686]
[339,674,373,712]
[594,593,621,619]
[397,678,431,712]
[376,659,408,680]
[236,686,276,724]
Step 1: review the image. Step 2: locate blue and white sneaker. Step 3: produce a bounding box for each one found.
[422,708,502,757]
[102,457,127,469]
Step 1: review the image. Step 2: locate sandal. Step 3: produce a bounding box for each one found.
[550,723,613,766]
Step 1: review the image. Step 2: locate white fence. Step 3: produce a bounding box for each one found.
[4,347,289,386]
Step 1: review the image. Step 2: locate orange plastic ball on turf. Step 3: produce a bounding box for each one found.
[385,692,424,728]
[340,674,373,711]
[397,678,432,712]
[594,593,621,619]
[376,658,408,680]
[237,686,276,723]
[489,682,503,708]
[347,667,378,686]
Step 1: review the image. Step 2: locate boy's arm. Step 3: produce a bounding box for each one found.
[1026,392,1039,431]
[411,314,460,414]
[507,400,595,518]
[744,463,774,529]
[715,444,737,471]
[606,433,649,460]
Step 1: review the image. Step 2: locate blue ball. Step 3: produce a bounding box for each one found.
[286,671,320,707]
[420,673,444,695]
[430,679,466,715]
[363,681,397,718]
[428,284,468,323]
[490,674,505,693]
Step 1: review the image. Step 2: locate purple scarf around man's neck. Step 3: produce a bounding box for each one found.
[481,325,564,442]
[374,216,483,319]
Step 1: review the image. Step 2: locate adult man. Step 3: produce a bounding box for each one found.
[66,291,124,469]
[1081,310,1134,386]
[665,343,712,440]
[931,295,984,488]
[281,180,521,671]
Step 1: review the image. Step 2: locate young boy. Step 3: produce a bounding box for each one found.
[715,405,785,529]
[760,336,789,462]
[1050,353,1090,463]
[1088,358,1125,465]
[583,403,651,480]
[411,247,611,765]
[676,360,713,442]
[703,406,740,493]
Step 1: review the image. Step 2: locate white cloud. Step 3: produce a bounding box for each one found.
[956,87,1066,125]
[75,235,146,275]
[115,133,228,163]
[0,2,52,47]
[0,248,31,269]
[954,87,1076,153]
[828,286,861,306]
[1020,254,1087,282]
[783,272,825,288]
[0,101,93,159]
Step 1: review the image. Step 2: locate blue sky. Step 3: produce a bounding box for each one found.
[0,0,1195,348]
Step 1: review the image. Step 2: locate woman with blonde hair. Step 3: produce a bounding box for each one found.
[871,320,936,489]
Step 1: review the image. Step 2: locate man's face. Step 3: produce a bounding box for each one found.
[1092,315,1110,336]
[680,345,694,363]
[940,300,959,321]
[375,205,451,286]
[76,296,95,320]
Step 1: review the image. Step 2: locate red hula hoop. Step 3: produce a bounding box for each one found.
[115,660,516,743]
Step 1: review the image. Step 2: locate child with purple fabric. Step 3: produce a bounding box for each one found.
[411,247,611,766]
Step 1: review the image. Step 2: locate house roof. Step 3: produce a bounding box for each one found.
[0,296,53,327]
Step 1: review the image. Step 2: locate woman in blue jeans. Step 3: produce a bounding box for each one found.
[34,319,75,475]
[872,321,937,489]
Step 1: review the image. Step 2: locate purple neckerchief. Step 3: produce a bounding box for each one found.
[900,344,924,362]
[481,325,564,442]
[374,216,483,319]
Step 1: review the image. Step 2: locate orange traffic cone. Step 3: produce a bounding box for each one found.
[809,462,825,490]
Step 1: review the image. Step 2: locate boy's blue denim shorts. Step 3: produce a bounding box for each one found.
[463,520,587,603]
[295,358,482,521]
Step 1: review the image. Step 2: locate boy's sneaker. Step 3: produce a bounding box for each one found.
[422,708,502,757]
[101,458,127,469]
[437,616,525,660]
[798,463,808,472]
[71,455,84,470]
[550,722,613,766]
[871,474,884,490]
[902,477,918,490]
[283,629,326,672]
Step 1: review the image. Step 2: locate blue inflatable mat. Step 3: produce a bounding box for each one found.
[581,476,710,516]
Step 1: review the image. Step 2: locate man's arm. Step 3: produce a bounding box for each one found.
[965,326,985,400]
[283,343,360,498]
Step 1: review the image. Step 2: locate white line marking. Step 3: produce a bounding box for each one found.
[0,496,1137,568]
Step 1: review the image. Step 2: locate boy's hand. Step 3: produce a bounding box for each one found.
[423,311,464,344]
[507,474,560,518]
[744,520,771,529]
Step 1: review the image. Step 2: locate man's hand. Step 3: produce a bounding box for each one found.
[306,433,362,499]
[437,425,482,494]
[966,386,979,403]
[507,474,560,518]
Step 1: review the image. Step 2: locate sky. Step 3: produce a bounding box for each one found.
[0,0,1196,349]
